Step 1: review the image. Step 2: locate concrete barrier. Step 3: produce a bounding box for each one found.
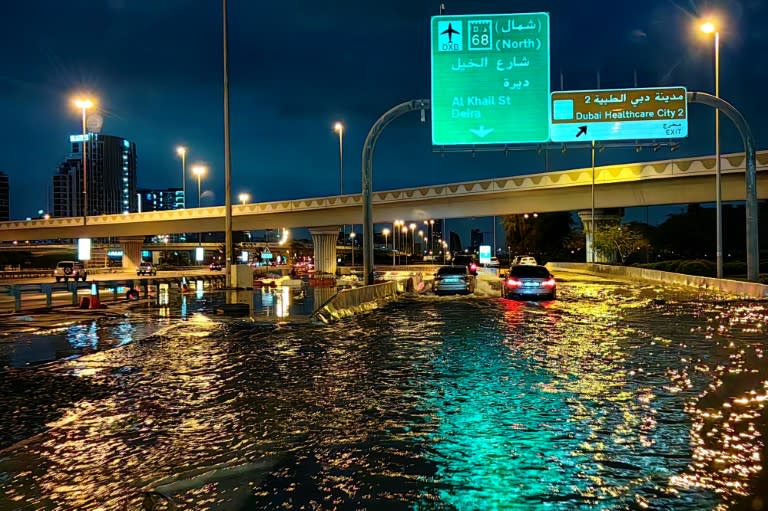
[548,262,768,299]
[312,280,403,323]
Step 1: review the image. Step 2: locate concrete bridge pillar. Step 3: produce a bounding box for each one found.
[577,209,624,263]
[309,226,340,276]
[119,236,145,269]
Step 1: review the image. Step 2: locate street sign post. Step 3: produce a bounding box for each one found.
[431,13,550,145]
[550,87,688,142]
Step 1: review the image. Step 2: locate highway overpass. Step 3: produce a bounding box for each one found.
[0,150,766,243]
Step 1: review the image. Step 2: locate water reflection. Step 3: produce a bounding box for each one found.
[0,279,766,510]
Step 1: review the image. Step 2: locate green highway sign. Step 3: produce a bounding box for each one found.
[550,87,688,142]
[431,13,550,146]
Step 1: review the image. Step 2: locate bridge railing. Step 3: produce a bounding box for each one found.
[0,274,227,313]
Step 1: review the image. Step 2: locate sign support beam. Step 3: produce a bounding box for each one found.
[687,91,759,282]
[362,99,430,285]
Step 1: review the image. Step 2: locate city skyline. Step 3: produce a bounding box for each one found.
[1,0,765,228]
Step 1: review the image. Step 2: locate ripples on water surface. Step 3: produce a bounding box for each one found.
[0,275,766,510]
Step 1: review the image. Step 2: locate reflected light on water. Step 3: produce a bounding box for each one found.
[275,287,291,318]
[2,281,767,509]
[66,321,99,350]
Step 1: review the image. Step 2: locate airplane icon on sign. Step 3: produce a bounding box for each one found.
[440,23,460,42]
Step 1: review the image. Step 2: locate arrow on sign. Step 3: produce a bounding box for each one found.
[470,126,494,138]
[576,125,588,138]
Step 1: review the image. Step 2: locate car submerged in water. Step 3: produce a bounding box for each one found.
[451,254,478,275]
[432,265,476,296]
[137,261,157,276]
[501,264,556,300]
[54,261,88,282]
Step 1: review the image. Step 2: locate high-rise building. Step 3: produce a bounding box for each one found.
[136,187,184,213]
[136,187,187,242]
[0,172,8,221]
[53,133,138,217]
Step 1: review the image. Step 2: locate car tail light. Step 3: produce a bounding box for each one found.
[543,278,556,288]
[505,278,522,288]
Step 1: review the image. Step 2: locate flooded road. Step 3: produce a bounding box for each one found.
[0,272,766,510]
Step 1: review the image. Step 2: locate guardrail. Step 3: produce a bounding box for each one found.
[0,273,227,313]
[0,269,53,280]
[312,280,402,323]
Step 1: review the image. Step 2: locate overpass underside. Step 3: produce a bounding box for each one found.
[0,151,766,242]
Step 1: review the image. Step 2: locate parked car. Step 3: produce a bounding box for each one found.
[451,254,478,275]
[137,261,157,276]
[209,261,223,271]
[501,264,556,300]
[54,261,88,282]
[432,265,476,296]
[511,255,538,266]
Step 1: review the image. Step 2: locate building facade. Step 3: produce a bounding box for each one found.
[53,134,138,217]
[136,187,184,213]
[0,172,8,221]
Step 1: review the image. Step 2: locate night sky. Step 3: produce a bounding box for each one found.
[1,0,766,237]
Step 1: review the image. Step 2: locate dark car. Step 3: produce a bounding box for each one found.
[137,261,157,276]
[432,265,476,296]
[451,254,478,275]
[501,264,556,300]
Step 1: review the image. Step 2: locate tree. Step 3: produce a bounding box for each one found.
[593,222,650,264]
[502,212,573,260]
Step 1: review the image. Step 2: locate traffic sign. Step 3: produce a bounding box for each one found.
[431,13,550,145]
[550,87,688,143]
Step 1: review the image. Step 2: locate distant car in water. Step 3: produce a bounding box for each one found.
[137,261,157,276]
[501,264,556,300]
[451,254,478,275]
[54,260,88,282]
[209,262,223,271]
[432,265,476,296]
[511,255,538,266]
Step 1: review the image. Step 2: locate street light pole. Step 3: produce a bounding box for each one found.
[700,20,722,278]
[176,146,187,208]
[409,223,416,258]
[350,231,356,266]
[334,122,344,239]
[402,225,409,265]
[591,139,596,264]
[382,228,390,267]
[191,164,206,244]
[73,98,93,221]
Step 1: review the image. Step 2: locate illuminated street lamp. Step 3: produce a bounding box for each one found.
[699,18,723,278]
[334,121,344,238]
[442,241,448,264]
[191,164,207,208]
[382,227,392,267]
[73,97,94,220]
[350,231,356,266]
[393,220,403,264]
[191,164,206,245]
[238,192,250,205]
[176,146,187,208]
[418,230,424,254]
[424,219,435,254]
[402,225,409,265]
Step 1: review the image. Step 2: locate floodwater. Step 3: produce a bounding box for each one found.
[0,273,766,510]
